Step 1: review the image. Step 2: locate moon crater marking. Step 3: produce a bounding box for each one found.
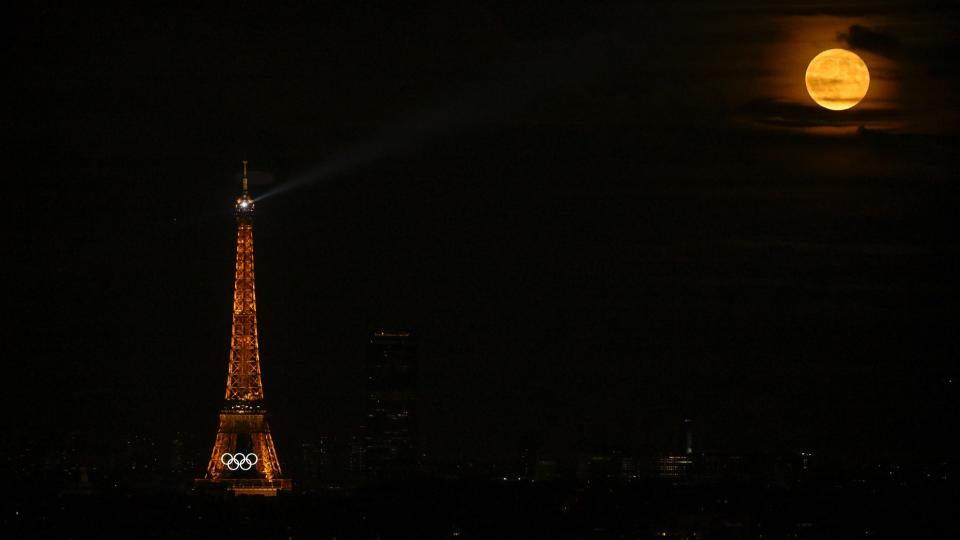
[805,49,870,111]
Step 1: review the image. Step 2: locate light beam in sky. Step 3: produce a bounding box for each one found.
[255,52,600,203]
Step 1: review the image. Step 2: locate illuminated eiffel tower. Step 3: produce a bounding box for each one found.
[196,161,292,495]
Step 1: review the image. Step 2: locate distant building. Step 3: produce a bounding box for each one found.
[518,446,535,479]
[299,440,328,490]
[682,418,695,456]
[534,459,559,482]
[577,454,613,482]
[170,436,184,473]
[654,418,698,483]
[654,455,694,482]
[362,330,418,482]
[619,456,636,480]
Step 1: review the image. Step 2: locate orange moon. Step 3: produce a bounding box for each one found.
[805,49,870,111]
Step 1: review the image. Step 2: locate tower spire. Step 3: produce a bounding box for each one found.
[236,161,255,215]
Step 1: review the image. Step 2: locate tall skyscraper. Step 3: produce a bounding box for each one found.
[299,439,330,491]
[196,162,292,495]
[362,330,418,482]
[682,418,695,456]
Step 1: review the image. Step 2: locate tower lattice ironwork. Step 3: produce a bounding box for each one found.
[197,161,292,495]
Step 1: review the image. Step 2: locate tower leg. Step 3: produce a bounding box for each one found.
[205,432,237,480]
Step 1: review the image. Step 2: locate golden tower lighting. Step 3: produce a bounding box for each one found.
[196,161,292,496]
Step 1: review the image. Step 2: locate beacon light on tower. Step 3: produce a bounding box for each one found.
[236,160,255,212]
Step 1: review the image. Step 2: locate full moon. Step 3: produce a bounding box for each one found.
[805,49,870,111]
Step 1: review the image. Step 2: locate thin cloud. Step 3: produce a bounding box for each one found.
[736,98,901,129]
[837,25,904,59]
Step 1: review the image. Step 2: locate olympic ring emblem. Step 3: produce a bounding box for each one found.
[221,452,259,471]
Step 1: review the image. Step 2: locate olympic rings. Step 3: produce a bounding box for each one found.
[221,452,259,471]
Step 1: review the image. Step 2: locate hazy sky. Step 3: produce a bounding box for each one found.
[7,2,958,464]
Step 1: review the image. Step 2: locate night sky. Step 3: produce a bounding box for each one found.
[7,2,959,465]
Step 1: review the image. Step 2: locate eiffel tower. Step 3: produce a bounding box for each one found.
[196,161,292,495]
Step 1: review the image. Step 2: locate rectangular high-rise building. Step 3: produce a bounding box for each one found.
[362,330,418,482]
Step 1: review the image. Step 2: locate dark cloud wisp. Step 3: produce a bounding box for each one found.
[838,24,904,59]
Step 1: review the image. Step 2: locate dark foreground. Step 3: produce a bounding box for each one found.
[6,478,958,540]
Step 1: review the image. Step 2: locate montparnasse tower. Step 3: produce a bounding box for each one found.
[196,161,292,495]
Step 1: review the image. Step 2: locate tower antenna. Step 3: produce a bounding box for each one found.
[241,160,249,195]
